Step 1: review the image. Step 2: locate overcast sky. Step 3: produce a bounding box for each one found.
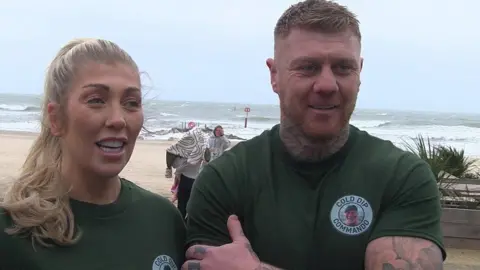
[1,0,478,112]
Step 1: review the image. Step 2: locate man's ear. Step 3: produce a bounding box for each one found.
[266,58,279,94]
[47,103,62,136]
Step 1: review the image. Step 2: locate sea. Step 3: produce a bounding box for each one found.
[2,93,480,156]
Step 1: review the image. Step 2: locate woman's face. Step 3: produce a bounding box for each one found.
[49,62,143,178]
[215,127,224,137]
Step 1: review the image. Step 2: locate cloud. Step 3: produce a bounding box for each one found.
[344,0,480,52]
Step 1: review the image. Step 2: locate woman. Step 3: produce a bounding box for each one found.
[0,38,185,270]
[206,125,231,161]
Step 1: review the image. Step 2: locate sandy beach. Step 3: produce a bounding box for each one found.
[0,131,479,268]
[0,131,177,198]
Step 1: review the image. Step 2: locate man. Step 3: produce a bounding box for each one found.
[183,0,446,269]
[344,205,360,227]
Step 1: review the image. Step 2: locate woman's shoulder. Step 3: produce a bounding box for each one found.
[0,208,13,252]
[121,178,178,212]
[121,178,185,229]
[0,208,11,230]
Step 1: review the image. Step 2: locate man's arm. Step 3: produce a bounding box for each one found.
[365,236,443,269]
[186,156,285,269]
[185,213,284,270]
[186,162,240,247]
[365,156,446,270]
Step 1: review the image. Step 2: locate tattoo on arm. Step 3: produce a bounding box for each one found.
[365,236,443,270]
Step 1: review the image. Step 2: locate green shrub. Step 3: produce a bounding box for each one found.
[403,134,448,181]
[436,145,475,178]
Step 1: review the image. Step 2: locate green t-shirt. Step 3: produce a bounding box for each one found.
[186,125,445,270]
[0,178,185,270]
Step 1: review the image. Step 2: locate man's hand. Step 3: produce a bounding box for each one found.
[182,215,260,270]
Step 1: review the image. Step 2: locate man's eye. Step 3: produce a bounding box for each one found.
[333,65,354,75]
[301,65,317,72]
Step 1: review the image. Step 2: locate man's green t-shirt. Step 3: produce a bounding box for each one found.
[186,125,445,270]
[0,178,185,270]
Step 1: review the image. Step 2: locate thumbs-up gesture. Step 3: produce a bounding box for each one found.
[182,215,260,270]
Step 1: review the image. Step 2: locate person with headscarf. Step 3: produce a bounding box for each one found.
[164,123,208,219]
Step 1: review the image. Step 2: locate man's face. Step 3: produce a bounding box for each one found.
[267,28,362,139]
[345,210,359,226]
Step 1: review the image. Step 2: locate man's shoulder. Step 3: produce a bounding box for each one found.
[211,127,274,167]
[352,126,423,169]
[349,127,434,197]
[230,128,274,152]
[195,128,275,192]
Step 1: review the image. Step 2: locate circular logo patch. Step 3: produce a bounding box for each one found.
[152,255,177,270]
[330,195,373,236]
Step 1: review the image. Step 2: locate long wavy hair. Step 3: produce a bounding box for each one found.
[0,38,139,247]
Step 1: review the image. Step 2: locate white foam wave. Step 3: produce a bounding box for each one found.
[0,104,28,111]
[350,120,390,128]
[0,121,40,133]
[159,112,178,117]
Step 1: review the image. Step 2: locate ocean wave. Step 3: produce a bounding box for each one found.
[375,120,480,129]
[232,115,279,122]
[0,104,41,112]
[350,120,390,128]
[428,136,470,142]
[159,112,179,117]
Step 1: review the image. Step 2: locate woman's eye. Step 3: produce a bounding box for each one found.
[125,100,141,108]
[87,98,104,104]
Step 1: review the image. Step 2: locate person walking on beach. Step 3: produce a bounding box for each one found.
[164,122,204,179]
[205,125,231,162]
[183,1,445,270]
[0,38,185,270]
[165,123,208,219]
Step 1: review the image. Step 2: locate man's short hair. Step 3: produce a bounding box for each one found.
[345,205,358,213]
[274,0,361,42]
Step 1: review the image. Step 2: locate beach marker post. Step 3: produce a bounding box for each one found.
[244,107,250,128]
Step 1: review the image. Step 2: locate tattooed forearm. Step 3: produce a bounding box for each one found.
[365,236,443,270]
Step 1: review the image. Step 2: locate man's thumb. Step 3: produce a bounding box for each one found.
[227,215,248,243]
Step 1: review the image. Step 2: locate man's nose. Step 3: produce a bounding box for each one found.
[312,67,339,94]
[105,105,127,129]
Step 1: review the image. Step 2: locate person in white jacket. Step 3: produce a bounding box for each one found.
[206,125,231,162]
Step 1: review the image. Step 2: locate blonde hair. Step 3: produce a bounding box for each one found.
[0,38,139,247]
[274,0,361,42]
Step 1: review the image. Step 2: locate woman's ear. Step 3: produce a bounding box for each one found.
[47,103,62,136]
